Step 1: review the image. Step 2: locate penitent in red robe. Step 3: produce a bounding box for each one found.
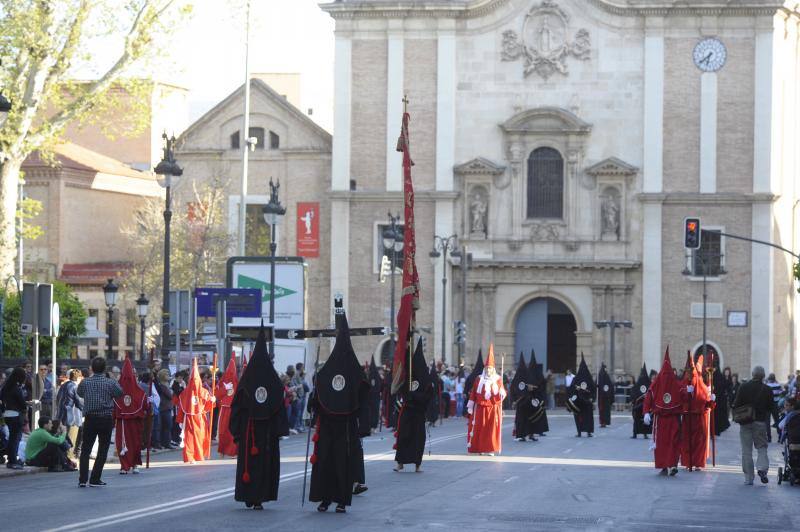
[467,370,506,454]
[214,360,238,457]
[643,349,687,469]
[175,359,215,463]
[113,357,148,472]
[681,357,712,469]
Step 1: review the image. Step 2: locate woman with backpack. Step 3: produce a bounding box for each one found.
[1,367,28,469]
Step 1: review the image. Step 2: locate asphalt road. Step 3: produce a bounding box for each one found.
[1,412,796,531]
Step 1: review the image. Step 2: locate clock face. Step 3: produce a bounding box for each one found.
[693,38,726,72]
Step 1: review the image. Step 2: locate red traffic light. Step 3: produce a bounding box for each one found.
[684,217,701,249]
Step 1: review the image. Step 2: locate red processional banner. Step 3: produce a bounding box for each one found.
[296,202,320,257]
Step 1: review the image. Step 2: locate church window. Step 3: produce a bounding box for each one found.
[230,131,240,150]
[527,147,564,219]
[270,131,280,149]
[230,128,266,150]
[691,229,724,277]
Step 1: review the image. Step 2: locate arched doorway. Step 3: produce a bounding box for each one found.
[514,297,577,373]
[693,343,722,367]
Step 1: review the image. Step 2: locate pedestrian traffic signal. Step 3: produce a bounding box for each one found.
[454,320,467,345]
[684,217,701,249]
[378,255,392,283]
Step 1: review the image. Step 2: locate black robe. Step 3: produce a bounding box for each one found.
[597,366,614,427]
[712,369,730,435]
[426,371,441,424]
[510,355,532,439]
[368,372,382,430]
[528,353,549,435]
[395,387,432,465]
[630,368,651,437]
[572,389,595,434]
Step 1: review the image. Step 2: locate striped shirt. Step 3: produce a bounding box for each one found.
[766,380,783,403]
[77,374,123,418]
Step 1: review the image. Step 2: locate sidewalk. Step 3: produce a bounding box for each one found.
[0,445,182,479]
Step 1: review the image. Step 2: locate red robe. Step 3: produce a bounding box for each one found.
[175,359,215,463]
[215,361,238,457]
[681,364,712,469]
[643,351,688,469]
[467,373,506,454]
[113,358,148,472]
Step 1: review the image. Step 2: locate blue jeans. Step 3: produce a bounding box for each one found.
[159,409,173,448]
[4,416,22,465]
[455,393,463,417]
[151,411,161,447]
[292,398,305,431]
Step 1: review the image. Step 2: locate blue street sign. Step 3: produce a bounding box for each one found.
[194,288,262,318]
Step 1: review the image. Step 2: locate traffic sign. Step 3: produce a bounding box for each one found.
[195,288,261,318]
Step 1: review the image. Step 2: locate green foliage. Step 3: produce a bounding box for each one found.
[795,262,800,293]
[1,281,87,359]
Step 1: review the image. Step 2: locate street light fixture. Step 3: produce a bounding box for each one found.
[136,293,149,361]
[383,213,404,365]
[103,278,118,359]
[155,133,183,369]
[262,178,285,358]
[429,234,458,363]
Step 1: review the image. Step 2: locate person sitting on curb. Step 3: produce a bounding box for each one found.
[25,416,73,472]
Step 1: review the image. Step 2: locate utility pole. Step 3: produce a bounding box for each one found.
[237,0,252,256]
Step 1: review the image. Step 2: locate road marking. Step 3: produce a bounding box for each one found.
[564,448,573,454]
[503,475,518,483]
[471,490,492,499]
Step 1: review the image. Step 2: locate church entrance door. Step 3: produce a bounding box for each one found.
[514,297,577,373]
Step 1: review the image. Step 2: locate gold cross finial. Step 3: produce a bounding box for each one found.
[402,94,409,113]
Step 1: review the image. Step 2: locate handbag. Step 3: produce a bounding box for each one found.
[732,404,755,424]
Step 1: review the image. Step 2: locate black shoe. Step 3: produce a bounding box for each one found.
[659,468,668,476]
[253,504,263,510]
[6,463,23,470]
[317,502,330,512]
[529,436,538,442]
[631,435,638,439]
[575,433,582,438]
[335,504,346,513]
[78,482,87,487]
[89,480,107,487]
[587,433,593,438]
[353,483,368,495]
[758,470,769,484]
[670,467,678,476]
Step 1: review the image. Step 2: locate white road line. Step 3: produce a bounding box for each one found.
[563,448,573,454]
[503,476,518,483]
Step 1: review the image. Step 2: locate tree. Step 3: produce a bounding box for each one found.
[1,280,87,359]
[0,0,192,281]
[120,176,233,344]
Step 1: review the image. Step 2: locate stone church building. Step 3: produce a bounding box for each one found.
[320,0,800,378]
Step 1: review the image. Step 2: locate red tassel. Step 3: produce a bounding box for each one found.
[393,431,398,438]
[311,432,319,443]
[242,471,251,483]
[250,445,259,456]
[310,454,317,465]
[392,443,397,449]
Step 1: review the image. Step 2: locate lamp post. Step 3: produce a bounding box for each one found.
[136,293,149,361]
[594,315,633,375]
[262,178,285,359]
[382,213,404,364]
[429,234,459,364]
[682,251,726,364]
[103,278,118,359]
[155,133,183,368]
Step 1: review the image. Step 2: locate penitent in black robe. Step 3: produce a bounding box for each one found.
[630,365,651,437]
[395,340,433,466]
[568,355,595,436]
[712,369,730,435]
[597,364,614,427]
[510,354,532,439]
[528,351,549,435]
[367,356,382,431]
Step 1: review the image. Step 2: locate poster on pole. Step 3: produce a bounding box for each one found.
[296,202,320,258]
[229,259,307,330]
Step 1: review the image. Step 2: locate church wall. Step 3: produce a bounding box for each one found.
[404,39,438,191]
[660,202,752,375]
[662,37,700,193]
[350,39,388,191]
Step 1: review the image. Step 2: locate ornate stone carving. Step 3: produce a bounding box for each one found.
[469,186,489,237]
[600,190,620,239]
[501,1,591,80]
[529,223,560,241]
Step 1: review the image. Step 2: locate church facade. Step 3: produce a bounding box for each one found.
[321,0,800,378]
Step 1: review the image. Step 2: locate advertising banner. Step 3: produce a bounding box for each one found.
[231,260,307,330]
[296,202,319,257]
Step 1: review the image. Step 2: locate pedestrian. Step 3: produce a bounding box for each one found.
[566,355,595,437]
[1,367,28,469]
[565,368,575,388]
[155,369,175,449]
[170,370,187,446]
[730,373,741,410]
[643,348,685,476]
[230,326,288,510]
[545,370,555,410]
[597,363,614,428]
[713,363,731,435]
[765,373,783,442]
[466,346,505,456]
[289,365,307,434]
[38,365,53,418]
[630,364,651,439]
[77,356,123,487]
[394,340,433,472]
[113,358,147,475]
[681,354,713,471]
[175,359,215,464]
[367,356,382,432]
[308,305,370,513]
[25,416,72,472]
[56,368,84,465]
[732,365,776,485]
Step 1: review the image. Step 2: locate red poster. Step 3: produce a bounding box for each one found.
[296,202,319,257]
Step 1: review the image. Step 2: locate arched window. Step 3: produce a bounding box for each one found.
[527,147,564,219]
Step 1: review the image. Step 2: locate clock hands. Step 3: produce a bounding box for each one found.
[699,51,713,66]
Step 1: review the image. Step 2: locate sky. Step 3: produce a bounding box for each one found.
[171,0,336,131]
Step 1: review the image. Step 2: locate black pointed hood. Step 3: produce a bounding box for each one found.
[631,363,651,401]
[316,307,367,415]
[569,353,596,396]
[510,352,529,400]
[528,349,545,386]
[368,355,382,391]
[464,349,484,395]
[598,363,614,398]
[404,339,432,395]
[237,325,285,419]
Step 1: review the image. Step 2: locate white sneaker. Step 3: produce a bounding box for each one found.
[289,429,298,435]
[486,453,495,457]
[132,466,140,474]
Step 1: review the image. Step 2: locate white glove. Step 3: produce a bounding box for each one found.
[687,385,694,393]
[467,407,473,415]
[710,393,716,402]
[643,413,651,425]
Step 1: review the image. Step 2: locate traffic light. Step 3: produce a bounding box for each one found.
[378,255,392,283]
[684,217,701,249]
[454,320,467,345]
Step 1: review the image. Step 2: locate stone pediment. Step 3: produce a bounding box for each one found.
[454,157,506,176]
[584,157,639,178]
[501,107,591,135]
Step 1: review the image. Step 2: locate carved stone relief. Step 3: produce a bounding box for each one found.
[469,185,489,237]
[600,186,621,240]
[501,1,591,80]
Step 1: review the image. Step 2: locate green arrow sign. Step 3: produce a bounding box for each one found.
[237,274,297,302]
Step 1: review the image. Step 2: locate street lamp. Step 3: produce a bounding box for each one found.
[155,133,183,368]
[682,250,726,364]
[382,213,404,365]
[103,278,118,359]
[594,315,633,375]
[429,234,459,363]
[262,178,285,358]
[136,293,149,361]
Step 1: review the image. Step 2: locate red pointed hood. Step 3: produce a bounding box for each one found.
[178,358,205,416]
[485,344,496,369]
[649,347,684,413]
[113,357,147,418]
[686,354,710,411]
[215,358,239,407]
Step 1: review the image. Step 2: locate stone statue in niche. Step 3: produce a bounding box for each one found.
[601,191,620,240]
[469,187,488,236]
